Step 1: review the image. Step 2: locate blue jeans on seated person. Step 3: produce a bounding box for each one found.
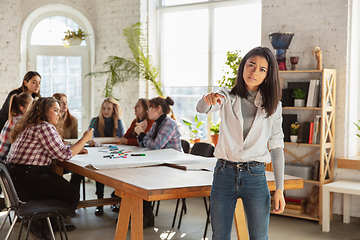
[210,160,270,240]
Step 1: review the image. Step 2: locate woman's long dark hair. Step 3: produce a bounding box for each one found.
[230,46,281,117]
[15,71,42,98]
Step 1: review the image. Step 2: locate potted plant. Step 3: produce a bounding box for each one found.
[218,50,242,89]
[290,122,300,143]
[209,120,220,146]
[291,88,307,107]
[62,28,89,47]
[182,115,204,143]
[85,22,163,99]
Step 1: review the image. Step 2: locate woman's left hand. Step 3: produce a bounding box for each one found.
[134,123,144,135]
[114,105,121,120]
[272,189,285,214]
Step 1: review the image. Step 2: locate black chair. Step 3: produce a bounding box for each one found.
[181,139,190,154]
[0,163,75,240]
[173,142,215,238]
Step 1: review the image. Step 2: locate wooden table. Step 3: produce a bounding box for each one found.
[55,158,303,240]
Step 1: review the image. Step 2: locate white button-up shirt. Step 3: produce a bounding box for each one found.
[197,87,284,163]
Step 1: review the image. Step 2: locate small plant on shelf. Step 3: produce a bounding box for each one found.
[291,88,307,100]
[290,122,300,135]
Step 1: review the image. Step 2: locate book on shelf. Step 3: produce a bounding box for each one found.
[302,122,310,143]
[306,79,320,107]
[312,115,321,144]
[308,122,314,144]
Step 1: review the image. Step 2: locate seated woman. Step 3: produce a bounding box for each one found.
[0,92,32,163]
[134,96,181,229]
[88,97,125,216]
[118,98,154,146]
[5,97,93,239]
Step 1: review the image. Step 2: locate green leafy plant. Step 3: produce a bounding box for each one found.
[182,115,204,139]
[217,50,242,89]
[291,88,307,100]
[290,122,300,135]
[354,120,360,138]
[62,28,89,47]
[209,120,220,135]
[85,22,163,99]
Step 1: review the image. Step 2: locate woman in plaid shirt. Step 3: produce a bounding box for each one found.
[6,97,93,212]
[0,92,32,162]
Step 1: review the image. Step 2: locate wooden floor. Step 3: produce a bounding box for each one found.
[1,177,360,240]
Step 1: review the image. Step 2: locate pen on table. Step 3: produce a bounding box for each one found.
[103,155,113,158]
[90,119,96,129]
[131,154,146,156]
[122,151,131,154]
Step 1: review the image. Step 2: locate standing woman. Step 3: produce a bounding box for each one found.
[0,71,41,130]
[135,96,181,151]
[52,93,78,139]
[89,97,125,215]
[118,98,154,146]
[196,46,285,240]
[0,93,33,162]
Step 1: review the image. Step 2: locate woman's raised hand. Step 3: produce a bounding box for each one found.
[203,92,225,106]
[83,128,94,142]
[114,105,121,120]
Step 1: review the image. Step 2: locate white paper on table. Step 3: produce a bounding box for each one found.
[69,146,217,171]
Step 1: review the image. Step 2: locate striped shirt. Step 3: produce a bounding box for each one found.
[0,115,21,161]
[6,122,73,166]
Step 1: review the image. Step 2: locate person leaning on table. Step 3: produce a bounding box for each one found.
[5,97,93,239]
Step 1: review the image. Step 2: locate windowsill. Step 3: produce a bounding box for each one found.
[337,156,360,170]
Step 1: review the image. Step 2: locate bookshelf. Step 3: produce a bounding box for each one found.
[277,68,337,223]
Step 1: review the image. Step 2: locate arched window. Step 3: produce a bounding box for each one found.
[28,15,91,133]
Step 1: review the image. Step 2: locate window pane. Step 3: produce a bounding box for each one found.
[36,55,51,74]
[68,57,81,75]
[163,53,208,86]
[40,75,51,96]
[31,16,85,46]
[214,3,261,53]
[163,10,208,54]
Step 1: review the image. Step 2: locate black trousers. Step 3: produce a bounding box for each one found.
[6,163,79,211]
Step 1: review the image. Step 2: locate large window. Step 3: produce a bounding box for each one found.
[28,16,90,133]
[159,0,261,139]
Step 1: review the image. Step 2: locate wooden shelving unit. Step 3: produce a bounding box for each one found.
[278,68,337,223]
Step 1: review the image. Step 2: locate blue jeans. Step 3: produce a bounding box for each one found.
[210,160,270,240]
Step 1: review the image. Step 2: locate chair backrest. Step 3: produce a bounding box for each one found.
[190,142,215,157]
[0,163,20,209]
[181,139,190,154]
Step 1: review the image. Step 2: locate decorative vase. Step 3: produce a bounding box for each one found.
[294,99,305,107]
[290,135,298,143]
[269,32,294,70]
[290,56,299,70]
[211,134,219,146]
[68,37,82,46]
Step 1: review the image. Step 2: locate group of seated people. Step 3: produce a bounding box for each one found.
[0,71,182,240]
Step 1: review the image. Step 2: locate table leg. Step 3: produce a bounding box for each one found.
[234,198,249,240]
[115,192,131,240]
[322,188,330,232]
[343,194,350,223]
[130,195,143,240]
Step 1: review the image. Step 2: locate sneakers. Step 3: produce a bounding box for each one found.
[95,206,104,216]
[111,204,120,212]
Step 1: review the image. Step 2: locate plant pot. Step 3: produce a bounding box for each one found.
[190,138,201,144]
[210,134,219,146]
[294,99,305,107]
[290,135,298,143]
[68,37,82,46]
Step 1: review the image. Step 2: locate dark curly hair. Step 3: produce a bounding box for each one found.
[10,97,59,143]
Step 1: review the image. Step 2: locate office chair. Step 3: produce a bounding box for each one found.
[181,139,190,154]
[0,163,75,240]
[173,142,215,238]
